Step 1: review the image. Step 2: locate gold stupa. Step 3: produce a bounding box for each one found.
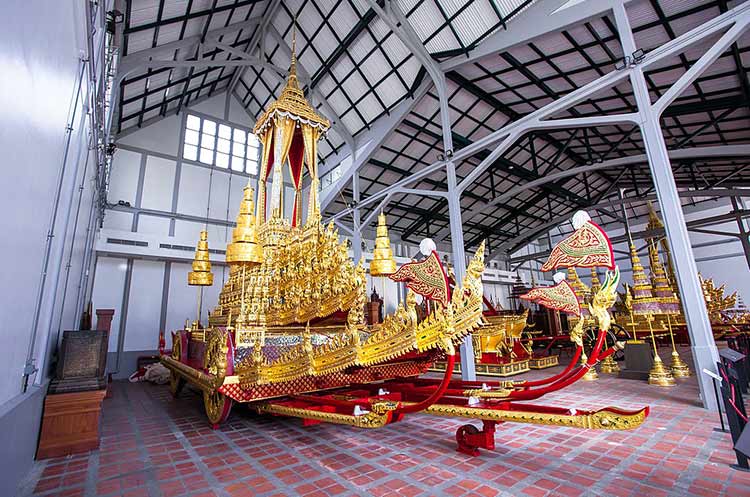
[370,213,397,277]
[208,31,360,330]
[225,185,263,266]
[188,230,214,286]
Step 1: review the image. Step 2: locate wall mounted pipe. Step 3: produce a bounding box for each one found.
[23,61,86,393]
[53,135,93,347]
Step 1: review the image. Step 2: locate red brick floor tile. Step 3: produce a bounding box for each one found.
[521,485,549,497]
[19,364,749,497]
[96,479,121,496]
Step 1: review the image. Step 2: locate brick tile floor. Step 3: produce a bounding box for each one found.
[18,347,750,496]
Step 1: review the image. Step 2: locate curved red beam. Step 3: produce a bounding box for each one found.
[394,352,456,415]
[505,328,607,402]
[517,345,583,388]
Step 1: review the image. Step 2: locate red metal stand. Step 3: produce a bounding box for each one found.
[456,420,497,456]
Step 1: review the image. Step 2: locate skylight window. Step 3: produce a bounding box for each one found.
[183,114,259,175]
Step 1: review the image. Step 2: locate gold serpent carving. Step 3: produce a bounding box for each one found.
[407,403,648,430]
[256,401,397,429]
[204,329,229,378]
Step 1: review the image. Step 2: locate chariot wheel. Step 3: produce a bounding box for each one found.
[168,371,185,398]
[583,324,630,360]
[203,389,233,427]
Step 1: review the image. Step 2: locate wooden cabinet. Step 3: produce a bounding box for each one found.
[36,389,106,459]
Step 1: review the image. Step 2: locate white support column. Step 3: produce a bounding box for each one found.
[614,3,721,410]
[353,173,362,264]
[446,160,476,380]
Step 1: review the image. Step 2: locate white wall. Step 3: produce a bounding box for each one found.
[95,93,262,373]
[0,0,101,405]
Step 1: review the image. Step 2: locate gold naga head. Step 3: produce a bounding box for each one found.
[589,266,620,331]
[466,241,486,280]
[591,266,620,310]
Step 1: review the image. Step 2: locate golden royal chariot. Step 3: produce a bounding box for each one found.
[160,43,648,456]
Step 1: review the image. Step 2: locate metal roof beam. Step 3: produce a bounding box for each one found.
[309,3,380,89]
[320,78,431,211]
[120,16,263,70]
[440,0,635,72]
[461,144,750,225]
[123,0,264,34]
[497,188,750,258]
[227,0,281,95]
[364,0,452,153]
[509,199,750,263]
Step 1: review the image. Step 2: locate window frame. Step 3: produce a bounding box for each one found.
[180,111,260,176]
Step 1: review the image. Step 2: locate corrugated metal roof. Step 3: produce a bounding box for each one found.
[114,0,750,252]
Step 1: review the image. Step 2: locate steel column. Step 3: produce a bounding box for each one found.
[446,160,476,380]
[731,197,750,270]
[615,2,720,410]
[353,173,362,264]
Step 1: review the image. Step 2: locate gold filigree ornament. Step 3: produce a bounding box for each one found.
[168,334,182,396]
[204,329,229,378]
[234,243,486,387]
[256,400,397,429]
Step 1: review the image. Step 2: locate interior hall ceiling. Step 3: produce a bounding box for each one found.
[115,0,750,255]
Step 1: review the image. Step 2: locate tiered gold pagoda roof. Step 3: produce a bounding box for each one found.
[627,243,661,315]
[370,213,397,276]
[226,185,263,265]
[188,230,213,286]
[252,34,330,136]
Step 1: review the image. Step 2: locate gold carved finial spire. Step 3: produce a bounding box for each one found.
[370,212,397,276]
[188,230,214,286]
[226,184,263,265]
[290,18,297,81]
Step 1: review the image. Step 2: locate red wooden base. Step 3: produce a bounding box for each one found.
[36,389,106,460]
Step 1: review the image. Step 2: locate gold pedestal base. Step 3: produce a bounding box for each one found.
[428,360,532,377]
[582,365,598,381]
[529,355,559,369]
[475,360,531,377]
[669,351,691,378]
[599,355,620,374]
[648,355,676,386]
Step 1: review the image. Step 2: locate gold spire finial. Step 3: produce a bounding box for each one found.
[370,213,397,276]
[290,18,297,79]
[188,230,214,286]
[226,185,263,265]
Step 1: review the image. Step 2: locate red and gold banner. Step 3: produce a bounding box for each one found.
[541,221,614,272]
[389,251,450,307]
[520,281,581,316]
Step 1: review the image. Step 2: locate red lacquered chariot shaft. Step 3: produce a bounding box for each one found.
[504,328,607,401]
[393,352,456,415]
[516,345,583,388]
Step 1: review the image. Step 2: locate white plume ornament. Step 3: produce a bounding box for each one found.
[571,210,591,230]
[553,272,566,284]
[419,238,437,256]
